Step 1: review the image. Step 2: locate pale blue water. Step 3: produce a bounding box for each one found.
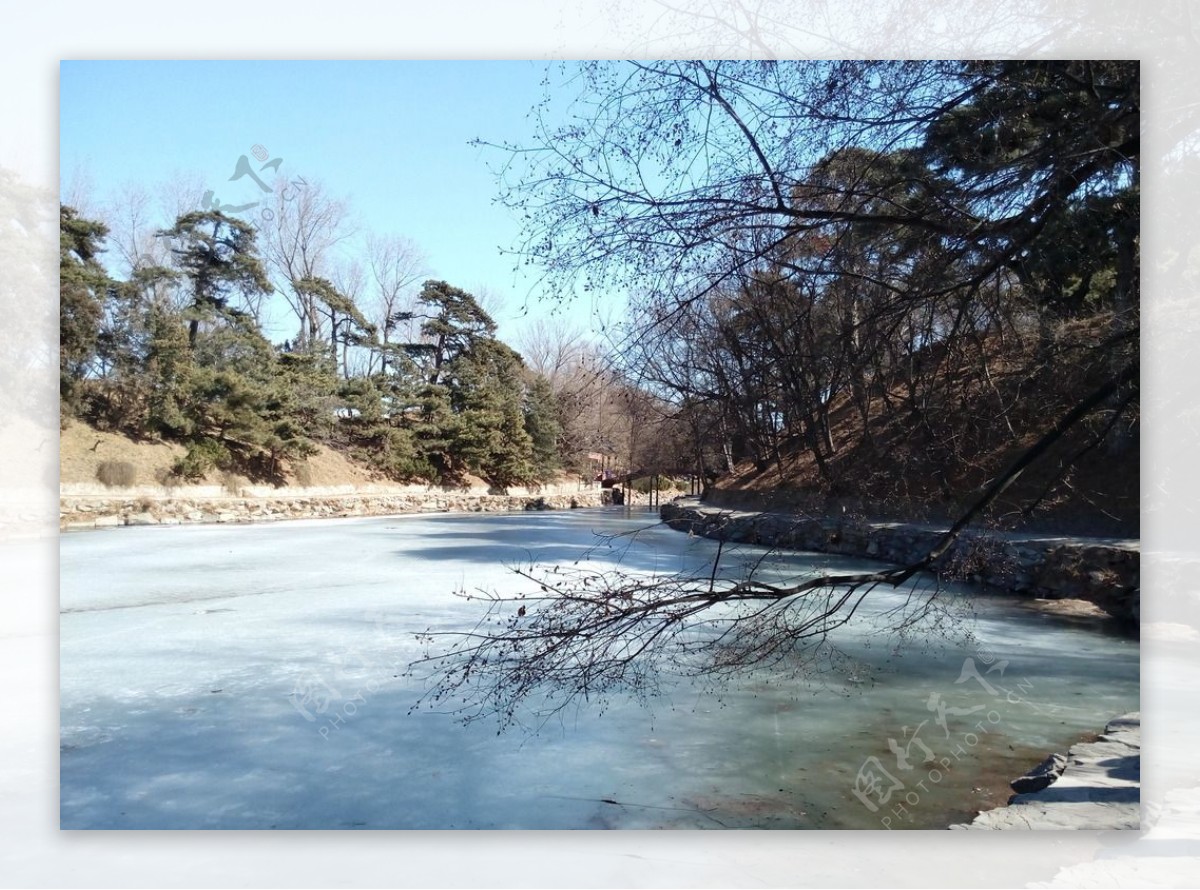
[59,508,1138,829]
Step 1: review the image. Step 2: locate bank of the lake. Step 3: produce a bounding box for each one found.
[660,498,1140,624]
[951,712,1141,830]
[59,418,643,531]
[659,497,1141,830]
[59,483,624,530]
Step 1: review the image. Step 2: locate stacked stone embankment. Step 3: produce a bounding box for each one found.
[660,499,1139,622]
[951,713,1141,830]
[61,489,607,530]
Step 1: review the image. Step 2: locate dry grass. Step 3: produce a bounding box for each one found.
[285,443,379,488]
[60,419,187,487]
[711,326,1139,537]
[60,419,384,490]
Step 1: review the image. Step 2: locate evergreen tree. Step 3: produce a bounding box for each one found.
[447,338,535,489]
[387,281,543,487]
[412,280,497,385]
[293,275,377,373]
[59,206,111,412]
[58,204,578,487]
[408,381,463,481]
[523,372,563,480]
[335,374,430,480]
[143,298,194,437]
[158,211,272,349]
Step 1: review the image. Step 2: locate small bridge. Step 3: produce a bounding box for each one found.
[597,467,703,507]
[587,452,703,507]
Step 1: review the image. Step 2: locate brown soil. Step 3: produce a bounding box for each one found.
[707,328,1138,539]
[60,418,383,490]
[60,419,580,496]
[712,453,1138,537]
[60,419,187,487]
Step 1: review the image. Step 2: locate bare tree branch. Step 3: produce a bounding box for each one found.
[407,356,1136,731]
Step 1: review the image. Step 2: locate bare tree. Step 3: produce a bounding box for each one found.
[544,341,639,472]
[408,359,1135,730]
[101,174,212,281]
[331,256,371,378]
[259,177,355,348]
[62,164,98,220]
[471,283,509,325]
[156,171,209,233]
[515,318,586,382]
[364,231,429,374]
[407,60,1140,731]
[408,548,933,730]
[101,182,157,277]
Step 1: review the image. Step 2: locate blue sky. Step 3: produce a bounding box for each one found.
[60,60,606,343]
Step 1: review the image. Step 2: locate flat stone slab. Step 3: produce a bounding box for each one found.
[951,713,1140,830]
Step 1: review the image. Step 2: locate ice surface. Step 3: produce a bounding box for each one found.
[59,508,1138,829]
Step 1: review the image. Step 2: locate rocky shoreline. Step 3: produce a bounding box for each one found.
[951,713,1141,830]
[659,498,1139,623]
[60,487,611,530]
[657,498,1141,830]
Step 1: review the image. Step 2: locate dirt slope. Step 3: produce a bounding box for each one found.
[60,419,380,490]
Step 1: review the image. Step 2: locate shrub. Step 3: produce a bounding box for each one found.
[154,466,181,492]
[171,439,230,481]
[95,460,136,488]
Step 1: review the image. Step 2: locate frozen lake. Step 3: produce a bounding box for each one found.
[60,507,1138,829]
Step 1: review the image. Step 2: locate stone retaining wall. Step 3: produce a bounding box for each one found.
[661,499,1139,622]
[951,713,1141,830]
[61,489,607,530]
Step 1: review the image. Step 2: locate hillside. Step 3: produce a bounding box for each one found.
[60,418,602,503]
[704,334,1139,539]
[61,418,390,493]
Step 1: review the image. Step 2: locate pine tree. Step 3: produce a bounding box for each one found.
[523,372,563,480]
[447,339,535,489]
[59,206,112,413]
[158,211,272,349]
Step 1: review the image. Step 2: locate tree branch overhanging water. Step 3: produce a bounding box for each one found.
[405,359,1137,733]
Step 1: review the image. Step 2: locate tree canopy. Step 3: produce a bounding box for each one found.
[411,59,1139,729]
[60,209,572,488]
[481,60,1137,514]
[493,61,1136,317]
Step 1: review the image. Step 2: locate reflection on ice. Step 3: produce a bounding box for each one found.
[60,508,1138,829]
